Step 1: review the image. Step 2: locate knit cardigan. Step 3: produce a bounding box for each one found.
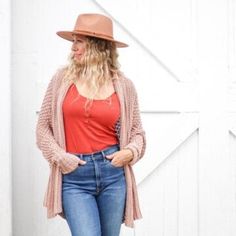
[35,67,146,228]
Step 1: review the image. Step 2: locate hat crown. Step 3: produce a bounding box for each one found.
[73,13,114,40]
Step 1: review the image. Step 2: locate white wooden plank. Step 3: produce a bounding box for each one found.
[178,131,198,236]
[196,0,236,234]
[162,150,179,236]
[0,0,12,235]
[135,158,165,235]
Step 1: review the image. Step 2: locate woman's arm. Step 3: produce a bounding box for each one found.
[35,70,84,174]
[123,80,146,166]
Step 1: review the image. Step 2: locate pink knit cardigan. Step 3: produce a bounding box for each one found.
[35,67,146,228]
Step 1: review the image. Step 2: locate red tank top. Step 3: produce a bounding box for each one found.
[62,83,120,153]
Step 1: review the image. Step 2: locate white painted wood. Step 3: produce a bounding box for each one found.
[0,0,12,235]
[135,113,199,184]
[97,0,236,235]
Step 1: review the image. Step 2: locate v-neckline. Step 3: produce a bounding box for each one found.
[72,83,116,101]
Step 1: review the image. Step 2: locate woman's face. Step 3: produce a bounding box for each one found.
[71,34,87,60]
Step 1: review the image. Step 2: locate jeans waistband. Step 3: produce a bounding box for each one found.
[70,144,120,161]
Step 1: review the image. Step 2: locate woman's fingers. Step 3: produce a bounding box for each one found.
[78,159,87,165]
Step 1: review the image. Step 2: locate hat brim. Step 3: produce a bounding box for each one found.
[56,31,128,48]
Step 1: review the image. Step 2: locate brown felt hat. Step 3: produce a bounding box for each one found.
[56,13,128,48]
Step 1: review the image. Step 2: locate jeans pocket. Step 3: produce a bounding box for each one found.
[64,166,79,175]
[66,161,87,174]
[107,160,124,169]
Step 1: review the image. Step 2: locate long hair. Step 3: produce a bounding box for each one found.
[62,36,121,110]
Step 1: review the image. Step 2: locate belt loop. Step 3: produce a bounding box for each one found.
[101,151,105,158]
[79,154,83,160]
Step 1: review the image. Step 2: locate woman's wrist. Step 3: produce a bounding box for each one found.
[123,148,134,163]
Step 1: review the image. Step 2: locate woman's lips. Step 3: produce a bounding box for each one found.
[74,54,82,59]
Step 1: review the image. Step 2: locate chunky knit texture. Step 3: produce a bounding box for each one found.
[36,67,146,228]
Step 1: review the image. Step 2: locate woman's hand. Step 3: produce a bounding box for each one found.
[105,148,133,167]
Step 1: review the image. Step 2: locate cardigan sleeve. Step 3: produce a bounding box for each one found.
[123,80,146,166]
[35,71,80,174]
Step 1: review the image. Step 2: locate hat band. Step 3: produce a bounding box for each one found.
[72,29,114,40]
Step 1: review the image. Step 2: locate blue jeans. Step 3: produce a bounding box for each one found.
[62,144,127,236]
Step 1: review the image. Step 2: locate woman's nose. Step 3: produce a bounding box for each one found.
[71,42,78,51]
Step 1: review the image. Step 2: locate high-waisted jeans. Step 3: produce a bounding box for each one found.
[62,144,127,236]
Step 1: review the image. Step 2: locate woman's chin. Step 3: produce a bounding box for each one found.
[72,56,80,62]
[73,57,85,66]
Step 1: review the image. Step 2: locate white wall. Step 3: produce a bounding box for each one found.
[0,0,12,235]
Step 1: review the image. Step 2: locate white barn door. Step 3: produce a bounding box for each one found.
[11,0,236,235]
[96,0,236,236]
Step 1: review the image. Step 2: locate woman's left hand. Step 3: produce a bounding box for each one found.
[105,149,133,167]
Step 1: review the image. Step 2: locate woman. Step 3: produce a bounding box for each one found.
[36,13,146,236]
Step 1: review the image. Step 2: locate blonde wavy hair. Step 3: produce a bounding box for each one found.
[62,36,121,110]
